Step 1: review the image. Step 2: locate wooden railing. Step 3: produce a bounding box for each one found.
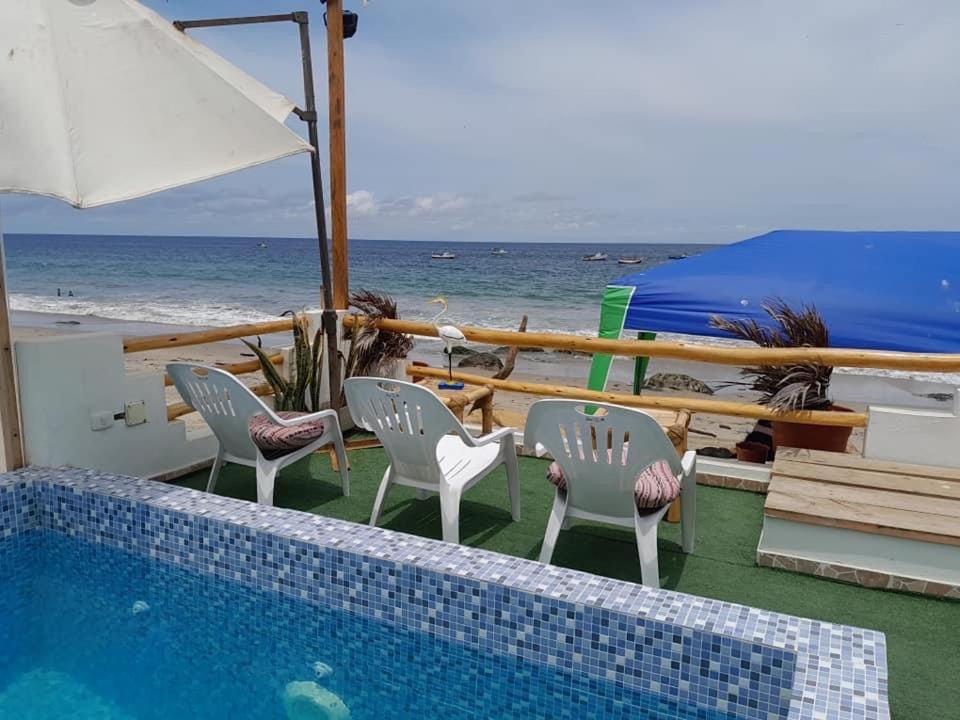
[122,319,293,420]
[342,314,960,428]
[346,316,960,372]
[409,366,867,428]
[123,318,294,354]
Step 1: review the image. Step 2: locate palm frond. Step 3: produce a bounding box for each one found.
[709,298,833,412]
[344,290,414,379]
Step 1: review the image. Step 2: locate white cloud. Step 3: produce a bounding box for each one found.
[409,193,467,216]
[346,190,378,216]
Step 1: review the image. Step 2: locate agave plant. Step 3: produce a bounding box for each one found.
[343,289,414,380]
[243,310,323,412]
[709,299,833,412]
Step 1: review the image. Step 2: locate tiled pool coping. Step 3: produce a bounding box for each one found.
[0,467,888,720]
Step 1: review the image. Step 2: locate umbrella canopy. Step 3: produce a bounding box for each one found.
[0,0,312,207]
[0,0,320,469]
[588,230,960,390]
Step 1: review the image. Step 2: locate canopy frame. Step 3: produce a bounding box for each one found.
[174,11,343,410]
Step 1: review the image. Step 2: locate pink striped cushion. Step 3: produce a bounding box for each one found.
[545,456,680,514]
[633,459,681,513]
[248,412,326,459]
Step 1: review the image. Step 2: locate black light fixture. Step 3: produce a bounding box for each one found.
[342,10,358,38]
[322,8,358,39]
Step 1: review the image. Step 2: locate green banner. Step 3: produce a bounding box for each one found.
[587,285,635,391]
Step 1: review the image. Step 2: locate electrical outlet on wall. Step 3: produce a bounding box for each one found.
[124,400,147,426]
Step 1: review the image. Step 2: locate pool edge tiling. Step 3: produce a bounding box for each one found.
[0,468,889,720]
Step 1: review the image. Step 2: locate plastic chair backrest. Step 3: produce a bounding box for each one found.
[344,377,461,486]
[524,400,681,519]
[167,363,267,461]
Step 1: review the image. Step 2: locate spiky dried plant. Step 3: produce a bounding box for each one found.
[344,290,414,380]
[243,310,323,412]
[709,299,833,411]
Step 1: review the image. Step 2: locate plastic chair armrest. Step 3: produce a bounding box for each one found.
[271,408,340,429]
[458,426,516,448]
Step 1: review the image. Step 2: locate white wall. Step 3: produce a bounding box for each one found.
[16,333,217,478]
[14,312,354,479]
[832,370,956,410]
[864,390,960,467]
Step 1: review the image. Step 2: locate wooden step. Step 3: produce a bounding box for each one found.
[767,450,960,545]
[775,447,960,482]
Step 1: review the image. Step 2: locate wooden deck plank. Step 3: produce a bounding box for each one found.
[768,475,960,521]
[775,447,960,482]
[772,458,960,500]
[765,487,960,546]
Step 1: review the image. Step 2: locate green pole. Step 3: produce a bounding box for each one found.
[632,331,657,394]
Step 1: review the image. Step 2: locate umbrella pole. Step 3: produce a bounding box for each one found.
[0,205,24,469]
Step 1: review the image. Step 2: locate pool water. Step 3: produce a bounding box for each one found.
[0,531,742,720]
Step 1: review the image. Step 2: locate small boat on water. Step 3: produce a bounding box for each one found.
[617,256,644,265]
[257,242,268,249]
[490,248,508,256]
[668,253,689,260]
[431,251,457,260]
[582,252,608,262]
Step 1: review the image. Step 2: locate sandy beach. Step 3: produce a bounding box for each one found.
[11,309,865,455]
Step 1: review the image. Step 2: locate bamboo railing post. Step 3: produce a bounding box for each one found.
[479,388,494,434]
[325,0,349,309]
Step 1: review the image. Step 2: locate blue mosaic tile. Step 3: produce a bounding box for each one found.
[0,467,889,720]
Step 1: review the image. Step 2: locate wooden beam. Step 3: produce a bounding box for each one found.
[407,365,868,428]
[0,220,23,469]
[162,353,283,387]
[123,319,293,353]
[325,0,349,309]
[345,315,960,372]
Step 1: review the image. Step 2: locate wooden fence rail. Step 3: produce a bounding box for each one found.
[408,366,869,428]
[162,354,283,387]
[124,318,294,354]
[347,315,960,373]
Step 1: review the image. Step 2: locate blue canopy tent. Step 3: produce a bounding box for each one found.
[587,230,960,391]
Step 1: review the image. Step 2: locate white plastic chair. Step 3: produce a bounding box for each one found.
[524,400,696,588]
[343,377,520,545]
[167,363,348,506]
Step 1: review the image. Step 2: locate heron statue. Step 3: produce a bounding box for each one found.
[428,295,465,389]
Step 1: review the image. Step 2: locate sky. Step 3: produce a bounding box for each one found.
[5,0,960,243]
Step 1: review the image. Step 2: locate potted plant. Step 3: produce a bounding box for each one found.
[710,299,853,453]
[343,290,414,381]
[243,310,323,412]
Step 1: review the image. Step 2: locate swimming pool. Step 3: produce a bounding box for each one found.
[0,469,889,719]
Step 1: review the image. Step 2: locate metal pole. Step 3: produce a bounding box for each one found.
[295,13,342,410]
[174,12,342,410]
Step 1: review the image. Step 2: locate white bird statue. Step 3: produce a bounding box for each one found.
[428,295,465,388]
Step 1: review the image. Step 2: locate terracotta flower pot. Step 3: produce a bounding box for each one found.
[771,405,854,453]
[735,441,769,464]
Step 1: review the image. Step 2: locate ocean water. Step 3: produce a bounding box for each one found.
[0,530,741,720]
[3,234,713,334]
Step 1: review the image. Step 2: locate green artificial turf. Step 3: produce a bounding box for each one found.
[175,450,960,719]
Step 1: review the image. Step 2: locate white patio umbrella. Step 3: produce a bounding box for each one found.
[0,0,315,467]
